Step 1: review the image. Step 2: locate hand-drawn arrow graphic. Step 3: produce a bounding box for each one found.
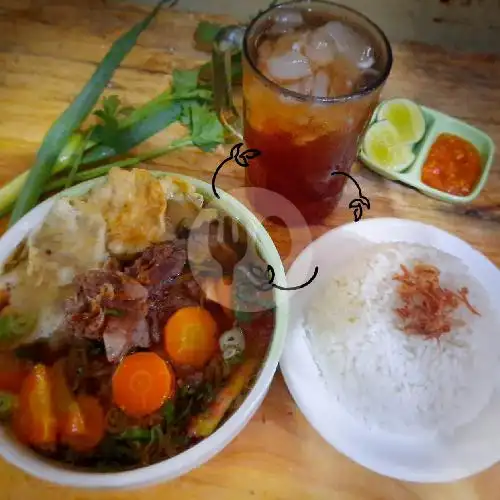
[330,171,371,222]
[248,264,319,292]
[211,142,260,199]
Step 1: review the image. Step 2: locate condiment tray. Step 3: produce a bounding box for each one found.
[359,101,495,204]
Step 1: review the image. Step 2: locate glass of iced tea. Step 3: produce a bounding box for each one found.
[212,0,392,224]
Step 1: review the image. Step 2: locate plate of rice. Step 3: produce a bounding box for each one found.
[280,218,500,483]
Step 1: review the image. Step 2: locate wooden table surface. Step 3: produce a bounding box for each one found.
[1,1,500,499]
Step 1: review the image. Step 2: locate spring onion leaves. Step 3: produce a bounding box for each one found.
[117,428,153,442]
[65,127,95,188]
[162,400,175,425]
[44,137,193,193]
[8,0,170,227]
[2,1,242,220]
[0,309,38,347]
[117,424,163,443]
[0,132,85,218]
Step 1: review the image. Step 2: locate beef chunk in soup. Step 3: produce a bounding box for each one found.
[64,270,150,363]
[125,241,187,286]
[146,279,202,343]
[125,240,201,343]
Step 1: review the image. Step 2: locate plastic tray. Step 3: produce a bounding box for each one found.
[358,100,495,204]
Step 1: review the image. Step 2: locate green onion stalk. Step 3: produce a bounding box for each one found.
[0,133,84,218]
[0,0,252,223]
[6,0,171,227]
[43,137,193,193]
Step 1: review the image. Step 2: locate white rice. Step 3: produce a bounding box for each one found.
[304,242,500,437]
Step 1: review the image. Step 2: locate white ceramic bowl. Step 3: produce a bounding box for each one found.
[0,172,288,490]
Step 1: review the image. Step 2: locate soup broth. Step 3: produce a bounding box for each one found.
[0,170,276,471]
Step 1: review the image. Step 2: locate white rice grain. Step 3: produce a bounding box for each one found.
[304,242,500,436]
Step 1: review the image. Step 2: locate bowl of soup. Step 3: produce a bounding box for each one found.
[0,168,288,490]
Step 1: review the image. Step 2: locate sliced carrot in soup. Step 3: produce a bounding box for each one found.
[13,364,57,447]
[112,352,175,418]
[63,395,105,452]
[164,306,218,369]
[0,352,29,394]
[51,359,86,440]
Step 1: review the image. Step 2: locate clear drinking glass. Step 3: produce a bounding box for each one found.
[212,0,393,225]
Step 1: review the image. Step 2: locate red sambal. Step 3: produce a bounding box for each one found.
[421,133,482,196]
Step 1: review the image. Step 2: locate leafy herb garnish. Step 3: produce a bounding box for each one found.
[172,68,200,94]
[81,102,183,165]
[90,95,135,147]
[184,102,225,152]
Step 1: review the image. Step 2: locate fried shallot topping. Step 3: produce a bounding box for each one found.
[392,262,480,340]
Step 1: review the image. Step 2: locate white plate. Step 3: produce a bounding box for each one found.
[280,217,500,483]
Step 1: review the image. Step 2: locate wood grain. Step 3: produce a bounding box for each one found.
[0,1,499,499]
